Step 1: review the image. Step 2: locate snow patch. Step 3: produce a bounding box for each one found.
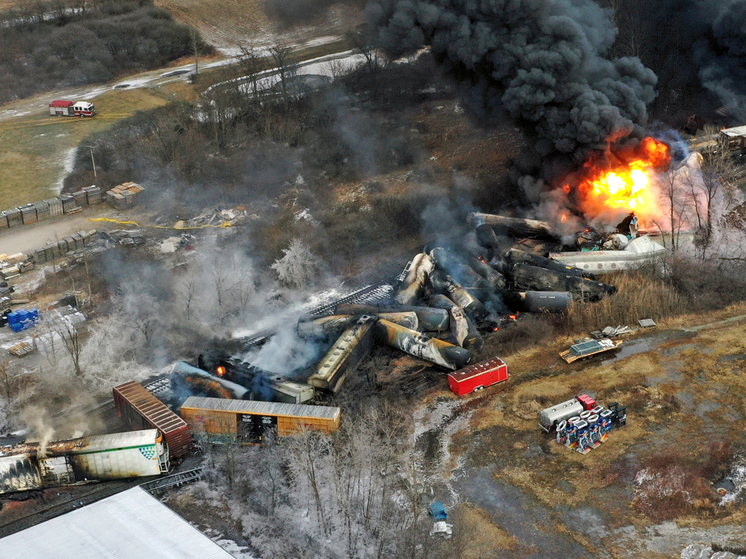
[57,147,77,194]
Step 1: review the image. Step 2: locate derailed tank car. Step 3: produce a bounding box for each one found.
[0,455,43,495]
[113,381,192,459]
[180,396,340,444]
[0,429,169,496]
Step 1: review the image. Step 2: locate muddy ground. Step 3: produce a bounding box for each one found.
[410,309,746,558]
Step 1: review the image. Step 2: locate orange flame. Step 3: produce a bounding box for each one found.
[577,137,671,222]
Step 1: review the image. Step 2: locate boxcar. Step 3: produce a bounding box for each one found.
[180,396,340,444]
[113,381,192,458]
[265,376,315,404]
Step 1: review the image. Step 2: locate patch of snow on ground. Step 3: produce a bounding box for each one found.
[720,463,746,506]
[57,147,77,194]
[413,397,472,504]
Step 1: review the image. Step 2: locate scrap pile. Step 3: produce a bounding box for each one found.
[296,215,618,373]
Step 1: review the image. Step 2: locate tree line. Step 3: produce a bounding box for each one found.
[0,0,211,103]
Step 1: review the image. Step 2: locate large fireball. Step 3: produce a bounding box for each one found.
[576,138,671,224]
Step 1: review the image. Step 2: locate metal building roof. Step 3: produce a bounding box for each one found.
[181,396,340,420]
[0,487,236,559]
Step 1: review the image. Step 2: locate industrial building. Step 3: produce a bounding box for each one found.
[0,487,237,559]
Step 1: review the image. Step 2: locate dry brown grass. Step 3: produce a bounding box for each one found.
[451,504,519,558]
[564,270,685,333]
[632,440,734,520]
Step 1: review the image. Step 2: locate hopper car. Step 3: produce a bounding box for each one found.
[0,429,169,496]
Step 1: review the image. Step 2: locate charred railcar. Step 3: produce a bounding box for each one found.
[0,429,169,496]
[180,396,340,444]
[113,381,192,458]
[307,314,376,393]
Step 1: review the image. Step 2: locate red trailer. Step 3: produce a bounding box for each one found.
[447,357,508,396]
[113,381,192,458]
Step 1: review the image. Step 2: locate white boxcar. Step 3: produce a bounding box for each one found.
[66,429,169,479]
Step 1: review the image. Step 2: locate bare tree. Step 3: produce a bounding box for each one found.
[0,358,30,404]
[237,45,266,105]
[656,168,689,253]
[271,239,318,288]
[269,43,298,110]
[346,25,384,71]
[49,313,85,376]
[175,268,199,321]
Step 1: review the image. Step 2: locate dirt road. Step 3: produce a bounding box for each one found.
[0,207,119,256]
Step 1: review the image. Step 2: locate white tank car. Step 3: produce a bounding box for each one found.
[539,398,584,432]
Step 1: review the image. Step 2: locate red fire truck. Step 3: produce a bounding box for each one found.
[447,357,508,395]
[49,100,96,117]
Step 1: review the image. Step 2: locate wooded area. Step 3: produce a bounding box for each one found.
[0,0,210,103]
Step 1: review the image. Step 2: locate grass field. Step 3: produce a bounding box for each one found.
[0,88,169,210]
[154,0,269,47]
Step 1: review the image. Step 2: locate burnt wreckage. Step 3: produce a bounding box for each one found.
[196,213,627,400]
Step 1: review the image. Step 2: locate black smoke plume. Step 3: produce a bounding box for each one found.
[610,0,746,124]
[688,0,746,121]
[367,0,657,182]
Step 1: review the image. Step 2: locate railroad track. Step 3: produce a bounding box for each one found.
[399,370,442,398]
[239,276,401,349]
[140,467,203,493]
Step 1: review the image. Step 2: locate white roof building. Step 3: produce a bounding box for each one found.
[0,487,236,559]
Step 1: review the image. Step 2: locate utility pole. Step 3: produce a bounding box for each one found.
[85,146,97,181]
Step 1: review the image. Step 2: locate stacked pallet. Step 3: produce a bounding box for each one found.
[0,186,102,230]
[32,230,96,265]
[106,182,145,209]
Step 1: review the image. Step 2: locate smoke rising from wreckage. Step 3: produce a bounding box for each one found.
[3,0,746,554]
